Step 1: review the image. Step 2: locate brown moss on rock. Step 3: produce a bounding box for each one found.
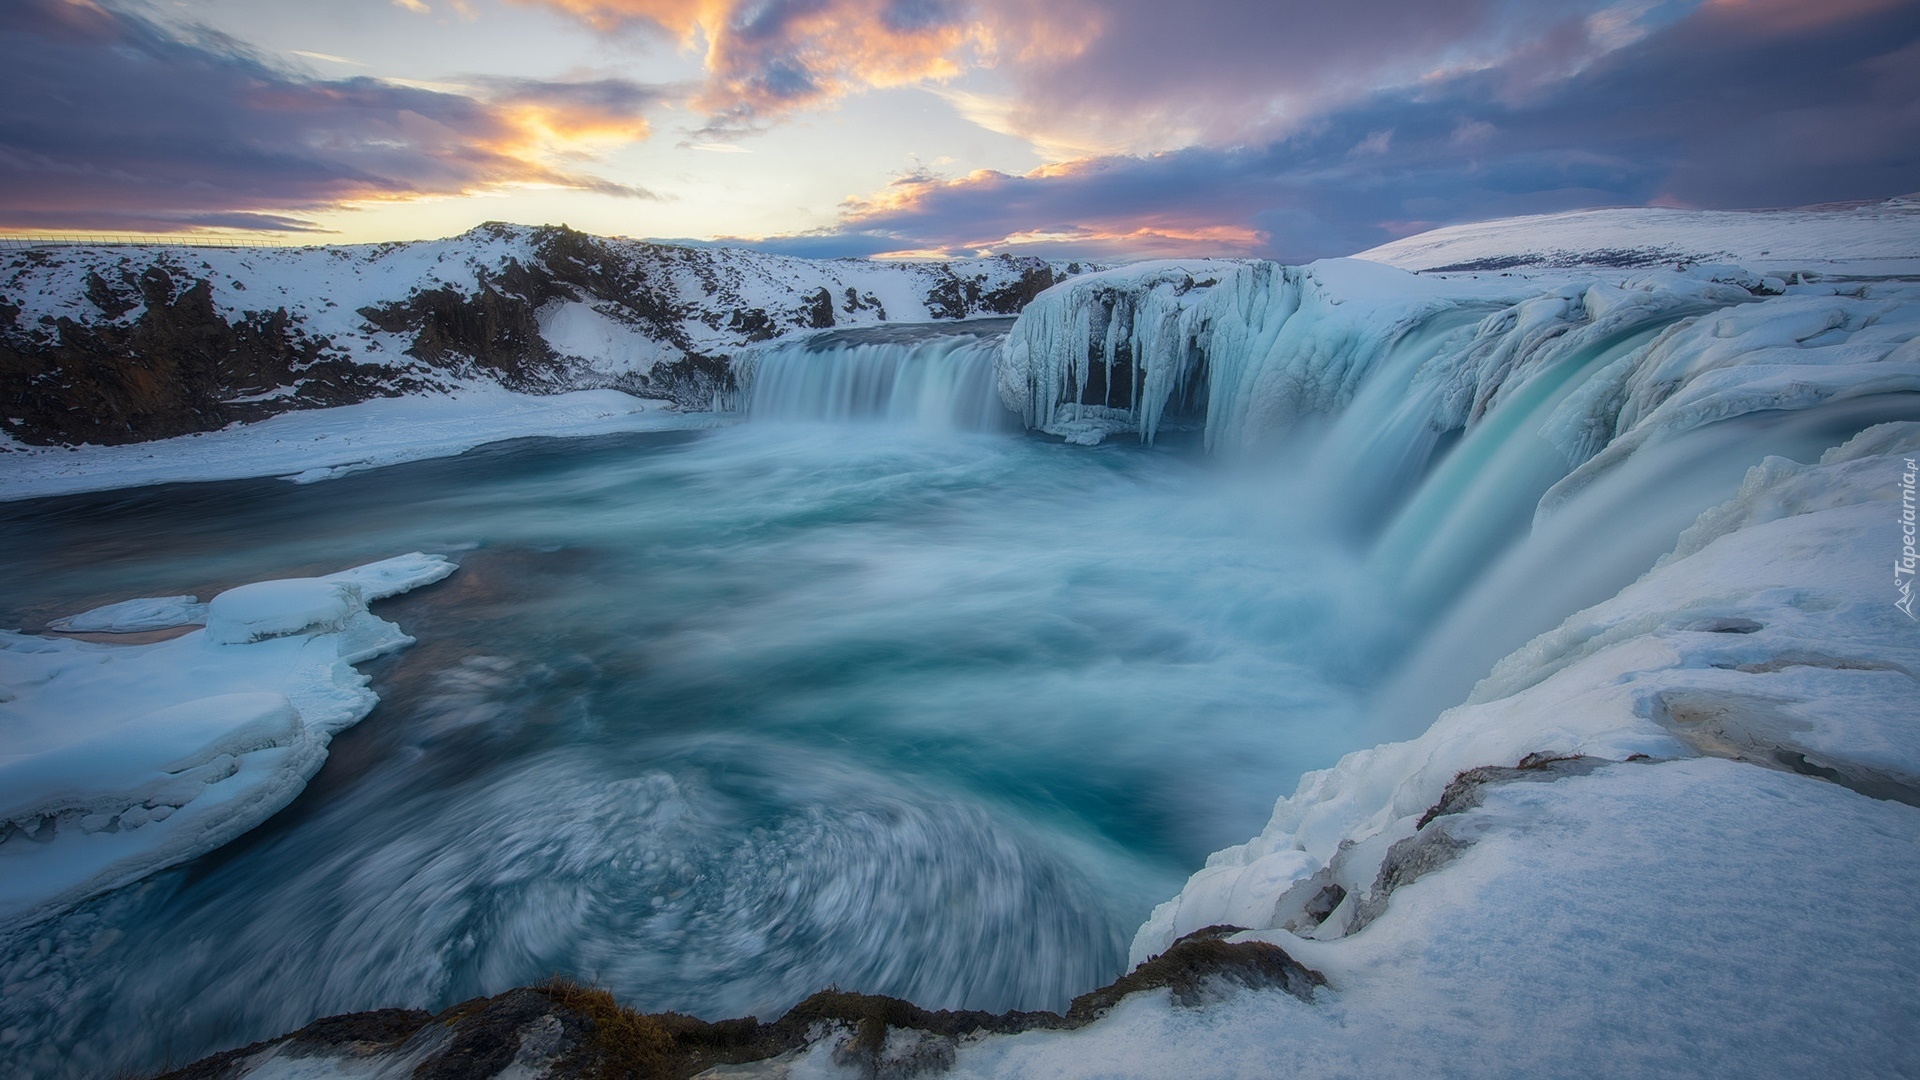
[156,933,1323,1080]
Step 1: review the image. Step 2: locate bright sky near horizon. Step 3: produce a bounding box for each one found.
[3,0,1918,260]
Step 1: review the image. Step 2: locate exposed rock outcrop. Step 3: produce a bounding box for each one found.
[0,262,407,444]
[155,932,1321,1080]
[0,226,1081,446]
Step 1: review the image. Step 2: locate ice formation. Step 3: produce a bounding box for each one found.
[0,553,455,931]
[1001,255,1918,457]
[1001,253,1919,652]
[46,596,206,634]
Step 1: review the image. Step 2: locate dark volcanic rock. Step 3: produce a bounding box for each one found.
[0,264,407,445]
[359,278,566,391]
[1,225,1089,448]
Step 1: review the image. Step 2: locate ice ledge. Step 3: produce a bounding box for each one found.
[0,553,458,933]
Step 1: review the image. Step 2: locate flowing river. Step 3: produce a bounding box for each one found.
[0,322,1388,1075]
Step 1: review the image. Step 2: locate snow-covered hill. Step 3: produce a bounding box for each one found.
[0,223,1079,447]
[1354,194,1920,274]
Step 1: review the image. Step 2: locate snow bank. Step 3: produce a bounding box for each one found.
[953,756,1920,1079]
[1354,195,1920,274]
[536,300,673,378]
[1133,420,1919,963]
[0,386,714,503]
[0,553,456,931]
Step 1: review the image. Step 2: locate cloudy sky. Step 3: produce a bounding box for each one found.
[3,0,1917,259]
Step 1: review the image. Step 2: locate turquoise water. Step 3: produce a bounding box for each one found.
[0,419,1380,1075]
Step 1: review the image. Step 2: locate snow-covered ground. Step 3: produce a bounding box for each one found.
[0,224,1068,373]
[1354,194,1920,274]
[0,385,715,502]
[0,222,1080,452]
[0,554,455,932]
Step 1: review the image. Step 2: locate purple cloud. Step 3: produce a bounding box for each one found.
[763,0,1920,260]
[0,0,663,233]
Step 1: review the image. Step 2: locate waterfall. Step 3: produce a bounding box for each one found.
[1001,258,1920,712]
[732,320,1019,432]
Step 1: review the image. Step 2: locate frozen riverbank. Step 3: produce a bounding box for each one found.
[0,554,455,932]
[0,387,714,501]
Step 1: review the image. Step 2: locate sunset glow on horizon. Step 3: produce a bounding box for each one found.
[3,0,1917,261]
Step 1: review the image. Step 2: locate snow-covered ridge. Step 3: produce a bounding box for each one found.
[0,222,1083,447]
[1353,195,1920,273]
[0,554,455,932]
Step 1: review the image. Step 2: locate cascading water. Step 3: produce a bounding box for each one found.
[1004,257,1920,717]
[733,319,1019,431]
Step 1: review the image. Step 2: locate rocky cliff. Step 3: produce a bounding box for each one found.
[0,224,1079,445]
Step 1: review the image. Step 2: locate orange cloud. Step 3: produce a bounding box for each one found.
[834,163,1268,258]
[0,0,669,234]
[520,0,1091,130]
[478,78,658,156]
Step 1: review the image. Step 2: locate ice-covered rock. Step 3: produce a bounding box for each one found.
[323,551,459,600]
[0,553,457,931]
[998,260,1236,444]
[201,554,454,645]
[204,579,362,645]
[46,595,206,633]
[952,755,1920,1079]
[0,694,304,827]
